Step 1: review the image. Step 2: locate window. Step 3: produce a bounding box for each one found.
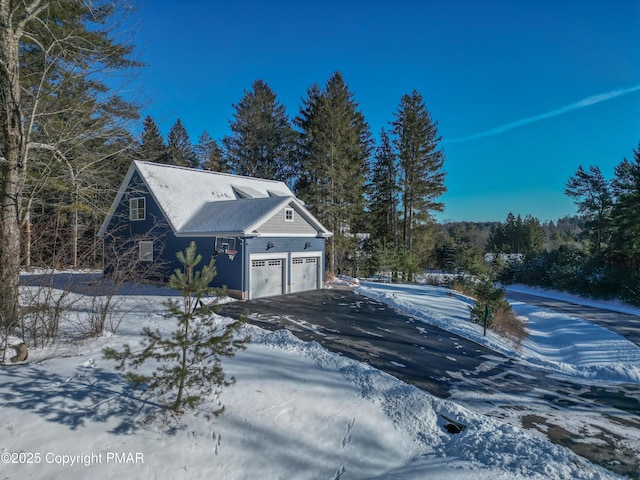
[284,208,294,222]
[129,197,146,221]
[139,241,153,262]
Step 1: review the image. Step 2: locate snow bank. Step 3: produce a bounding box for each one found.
[357,281,640,384]
[0,278,625,479]
[505,284,640,317]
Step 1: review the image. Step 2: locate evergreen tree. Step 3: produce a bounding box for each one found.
[167,119,198,168]
[369,129,400,244]
[139,115,169,164]
[565,165,612,254]
[103,242,248,417]
[610,143,640,268]
[295,72,373,274]
[223,79,297,182]
[487,213,544,254]
[524,215,545,253]
[196,131,227,172]
[1,0,139,331]
[391,90,446,277]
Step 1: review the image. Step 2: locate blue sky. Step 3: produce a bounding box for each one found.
[132,0,640,222]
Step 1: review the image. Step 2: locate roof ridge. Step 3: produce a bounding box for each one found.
[134,160,288,185]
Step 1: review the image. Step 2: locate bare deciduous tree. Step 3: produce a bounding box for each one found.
[1,1,139,331]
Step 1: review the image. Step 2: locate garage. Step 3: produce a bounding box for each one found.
[291,256,319,293]
[250,258,285,299]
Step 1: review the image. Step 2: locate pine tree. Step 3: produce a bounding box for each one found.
[368,129,401,278]
[487,213,544,255]
[391,90,446,278]
[139,115,169,164]
[103,242,248,417]
[523,215,545,253]
[369,129,399,244]
[1,0,139,331]
[167,119,198,168]
[565,165,613,254]
[223,79,296,182]
[610,144,640,268]
[196,131,227,172]
[295,72,373,274]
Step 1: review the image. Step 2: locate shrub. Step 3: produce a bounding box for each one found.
[452,275,528,344]
[492,309,528,347]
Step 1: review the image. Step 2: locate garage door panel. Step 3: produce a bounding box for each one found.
[250,259,284,299]
[291,257,318,293]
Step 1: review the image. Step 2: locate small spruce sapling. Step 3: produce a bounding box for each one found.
[104,242,248,417]
[467,276,511,327]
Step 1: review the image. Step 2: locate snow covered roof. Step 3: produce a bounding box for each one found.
[98,161,331,237]
[181,197,290,235]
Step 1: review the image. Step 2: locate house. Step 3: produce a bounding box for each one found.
[97,161,332,299]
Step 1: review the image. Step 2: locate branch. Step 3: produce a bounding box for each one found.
[14,0,48,36]
[27,142,68,162]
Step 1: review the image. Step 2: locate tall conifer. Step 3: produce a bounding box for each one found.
[196,131,227,172]
[369,129,399,244]
[167,119,198,168]
[295,72,373,274]
[610,144,640,267]
[223,80,296,182]
[139,115,169,164]
[391,90,446,267]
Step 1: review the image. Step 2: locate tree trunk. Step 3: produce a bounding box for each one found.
[25,210,31,270]
[0,17,26,330]
[173,316,189,413]
[73,187,79,268]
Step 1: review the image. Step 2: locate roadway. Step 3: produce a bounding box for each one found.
[506,289,640,347]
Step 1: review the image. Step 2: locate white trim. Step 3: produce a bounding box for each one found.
[172,232,327,238]
[249,252,289,261]
[129,197,146,221]
[291,250,322,258]
[284,207,294,222]
[139,241,154,262]
[98,162,138,237]
[252,233,326,238]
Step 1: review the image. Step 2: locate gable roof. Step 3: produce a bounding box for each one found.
[98,161,331,238]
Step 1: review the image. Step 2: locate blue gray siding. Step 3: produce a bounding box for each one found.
[102,172,244,292]
[102,171,326,298]
[257,206,318,235]
[243,236,325,294]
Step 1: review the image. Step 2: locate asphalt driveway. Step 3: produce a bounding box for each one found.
[221,286,640,477]
[221,287,505,398]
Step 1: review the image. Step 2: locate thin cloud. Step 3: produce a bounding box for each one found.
[446,84,640,144]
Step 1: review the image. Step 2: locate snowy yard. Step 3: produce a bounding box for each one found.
[1,276,638,479]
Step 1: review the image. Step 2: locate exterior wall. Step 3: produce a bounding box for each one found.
[102,171,170,280]
[256,206,318,235]
[102,172,244,294]
[162,237,244,295]
[101,171,327,299]
[242,236,325,297]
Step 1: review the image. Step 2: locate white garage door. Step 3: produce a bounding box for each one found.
[250,259,284,299]
[291,257,319,293]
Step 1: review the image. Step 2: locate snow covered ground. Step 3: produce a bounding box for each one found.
[357,281,640,384]
[1,275,637,479]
